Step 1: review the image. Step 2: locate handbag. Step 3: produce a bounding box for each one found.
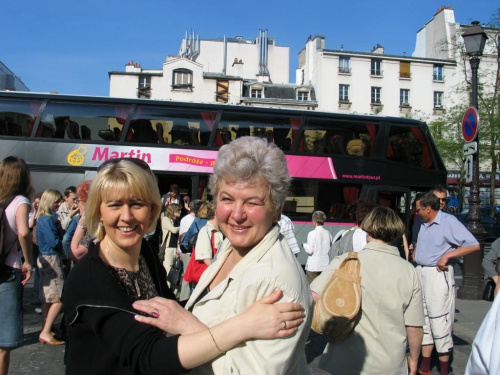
[184,229,216,283]
[482,278,496,302]
[167,258,183,286]
[186,232,199,253]
[311,251,362,340]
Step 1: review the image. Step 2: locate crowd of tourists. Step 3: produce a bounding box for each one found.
[0,135,498,375]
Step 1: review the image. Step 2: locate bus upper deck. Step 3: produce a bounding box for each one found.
[0,91,447,256]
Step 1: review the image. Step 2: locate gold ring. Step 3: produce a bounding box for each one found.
[282,321,287,330]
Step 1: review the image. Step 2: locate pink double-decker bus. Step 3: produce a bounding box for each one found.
[0,91,446,263]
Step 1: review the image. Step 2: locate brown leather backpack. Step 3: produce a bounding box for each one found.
[311,251,362,339]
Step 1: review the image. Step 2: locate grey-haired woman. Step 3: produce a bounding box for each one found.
[140,137,313,374]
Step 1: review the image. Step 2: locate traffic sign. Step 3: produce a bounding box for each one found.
[465,154,473,183]
[462,107,480,142]
[463,141,477,156]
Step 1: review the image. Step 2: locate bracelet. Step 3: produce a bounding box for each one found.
[208,328,225,354]
[77,225,86,230]
[25,266,34,272]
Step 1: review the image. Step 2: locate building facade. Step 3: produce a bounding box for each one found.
[109,30,317,109]
[413,6,499,205]
[297,36,457,121]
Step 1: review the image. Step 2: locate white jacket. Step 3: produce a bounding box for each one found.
[186,225,312,375]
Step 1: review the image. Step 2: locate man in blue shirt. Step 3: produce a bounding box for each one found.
[415,191,480,375]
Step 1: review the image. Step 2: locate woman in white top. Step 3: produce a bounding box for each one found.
[303,210,332,284]
[0,157,34,375]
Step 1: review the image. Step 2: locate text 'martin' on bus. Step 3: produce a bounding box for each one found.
[0,91,446,263]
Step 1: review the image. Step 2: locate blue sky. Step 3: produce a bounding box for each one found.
[2,0,497,97]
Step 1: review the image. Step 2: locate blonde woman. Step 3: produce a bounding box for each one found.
[36,189,65,346]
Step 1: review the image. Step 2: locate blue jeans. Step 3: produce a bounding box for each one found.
[0,268,23,348]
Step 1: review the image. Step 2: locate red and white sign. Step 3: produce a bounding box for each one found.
[462,107,480,142]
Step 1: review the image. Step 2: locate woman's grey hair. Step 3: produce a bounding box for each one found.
[209,136,291,214]
[312,210,326,225]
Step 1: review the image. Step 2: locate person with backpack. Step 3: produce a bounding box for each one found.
[182,202,209,292]
[177,199,204,304]
[183,202,223,290]
[311,207,424,375]
[0,156,35,375]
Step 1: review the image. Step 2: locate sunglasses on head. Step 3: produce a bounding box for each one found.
[98,158,151,172]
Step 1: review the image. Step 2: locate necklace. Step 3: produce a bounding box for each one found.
[102,244,142,297]
[133,276,142,298]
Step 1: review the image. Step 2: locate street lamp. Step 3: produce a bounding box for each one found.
[458,21,488,300]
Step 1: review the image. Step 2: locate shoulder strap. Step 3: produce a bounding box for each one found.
[210,229,217,257]
[0,196,16,210]
[335,251,361,282]
[1,196,19,257]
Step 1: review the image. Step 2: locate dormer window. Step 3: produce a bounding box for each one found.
[297,91,309,101]
[251,88,263,98]
[249,84,264,98]
[172,69,193,90]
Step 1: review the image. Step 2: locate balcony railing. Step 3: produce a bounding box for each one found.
[370,69,383,77]
[338,67,351,74]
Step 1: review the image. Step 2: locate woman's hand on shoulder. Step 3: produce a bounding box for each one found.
[133,297,207,335]
[240,290,305,340]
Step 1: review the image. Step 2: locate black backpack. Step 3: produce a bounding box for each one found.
[0,197,16,271]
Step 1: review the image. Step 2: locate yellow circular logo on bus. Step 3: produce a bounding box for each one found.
[67,145,88,166]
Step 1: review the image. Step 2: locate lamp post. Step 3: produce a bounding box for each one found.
[458,21,489,300]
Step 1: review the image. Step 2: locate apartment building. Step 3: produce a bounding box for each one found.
[109,30,317,110]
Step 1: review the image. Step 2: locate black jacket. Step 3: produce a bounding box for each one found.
[62,240,187,375]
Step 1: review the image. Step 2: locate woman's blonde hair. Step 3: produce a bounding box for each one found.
[196,201,209,219]
[360,206,404,243]
[38,189,63,217]
[165,203,181,220]
[86,160,161,241]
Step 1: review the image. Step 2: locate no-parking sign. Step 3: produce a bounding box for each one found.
[462,107,480,142]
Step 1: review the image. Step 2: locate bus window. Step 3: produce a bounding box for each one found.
[130,106,217,146]
[216,112,299,151]
[287,179,362,221]
[300,118,378,156]
[37,102,129,142]
[0,99,42,137]
[387,126,432,168]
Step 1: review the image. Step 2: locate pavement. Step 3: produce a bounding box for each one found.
[8,277,494,375]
